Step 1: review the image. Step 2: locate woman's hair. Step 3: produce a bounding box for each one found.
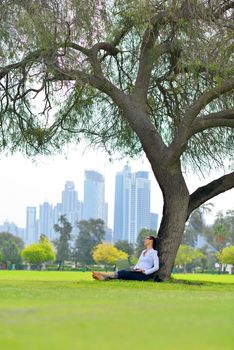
[148,236,159,250]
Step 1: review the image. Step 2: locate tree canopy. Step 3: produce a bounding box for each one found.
[0,232,23,265]
[175,244,204,272]
[54,215,72,268]
[0,0,233,170]
[21,235,56,266]
[114,240,134,257]
[74,219,105,265]
[0,232,24,250]
[201,210,234,251]
[182,204,213,247]
[0,239,21,264]
[217,245,234,267]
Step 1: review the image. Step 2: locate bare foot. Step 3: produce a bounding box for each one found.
[92,272,99,280]
[92,272,106,281]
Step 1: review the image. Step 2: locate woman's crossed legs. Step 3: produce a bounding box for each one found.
[92,270,150,281]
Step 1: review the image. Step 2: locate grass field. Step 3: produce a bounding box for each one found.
[0,271,234,350]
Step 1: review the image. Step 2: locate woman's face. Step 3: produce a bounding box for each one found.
[144,237,153,248]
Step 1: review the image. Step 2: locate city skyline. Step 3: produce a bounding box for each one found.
[1,165,159,245]
[23,173,111,244]
[0,146,233,232]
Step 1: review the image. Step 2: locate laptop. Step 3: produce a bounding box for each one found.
[115,259,131,271]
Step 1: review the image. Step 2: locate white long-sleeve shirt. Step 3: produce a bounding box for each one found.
[134,248,159,275]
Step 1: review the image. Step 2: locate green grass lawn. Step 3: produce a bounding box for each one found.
[0,271,234,350]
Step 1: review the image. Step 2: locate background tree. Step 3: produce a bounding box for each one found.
[93,243,128,269]
[0,232,24,267]
[182,208,234,272]
[54,215,72,270]
[205,221,229,252]
[74,219,105,265]
[0,232,24,251]
[0,1,234,280]
[114,240,134,259]
[225,210,234,244]
[0,240,21,266]
[135,229,157,257]
[182,204,213,247]
[211,210,234,246]
[217,246,234,274]
[195,248,217,273]
[21,236,55,269]
[0,250,2,263]
[175,245,204,273]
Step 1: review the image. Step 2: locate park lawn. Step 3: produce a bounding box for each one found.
[174,273,234,284]
[0,271,234,350]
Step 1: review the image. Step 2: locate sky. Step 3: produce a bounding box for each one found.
[0,142,233,230]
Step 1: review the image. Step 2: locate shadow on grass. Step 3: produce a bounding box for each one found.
[169,277,234,287]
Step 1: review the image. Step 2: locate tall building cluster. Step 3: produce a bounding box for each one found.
[24,171,108,244]
[113,165,157,244]
[0,166,159,245]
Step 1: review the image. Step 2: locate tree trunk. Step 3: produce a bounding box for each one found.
[153,166,190,281]
[58,261,62,271]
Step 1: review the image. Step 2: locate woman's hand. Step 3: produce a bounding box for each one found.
[133,268,145,273]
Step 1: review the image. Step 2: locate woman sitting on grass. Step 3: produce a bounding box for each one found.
[92,236,159,281]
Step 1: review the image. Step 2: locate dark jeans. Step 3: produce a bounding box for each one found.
[117,269,151,281]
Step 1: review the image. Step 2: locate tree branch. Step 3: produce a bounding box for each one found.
[167,77,234,164]
[213,1,234,19]
[190,109,234,135]
[185,78,234,121]
[131,0,226,105]
[69,24,132,75]
[0,51,41,80]
[67,42,90,56]
[100,22,132,61]
[132,11,166,103]
[187,171,234,217]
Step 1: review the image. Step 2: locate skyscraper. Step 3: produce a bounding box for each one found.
[113,165,131,242]
[52,203,62,227]
[60,181,83,238]
[150,213,159,232]
[135,171,151,240]
[62,181,78,214]
[83,170,107,225]
[26,207,37,243]
[113,166,151,244]
[38,202,53,240]
[51,202,62,240]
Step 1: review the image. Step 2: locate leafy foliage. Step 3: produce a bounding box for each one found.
[21,235,55,266]
[217,246,234,267]
[0,1,233,171]
[114,240,134,257]
[0,239,21,264]
[175,245,204,272]
[203,210,234,251]
[182,204,213,247]
[0,232,24,265]
[54,215,72,268]
[74,219,105,265]
[0,232,24,250]
[92,243,128,266]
